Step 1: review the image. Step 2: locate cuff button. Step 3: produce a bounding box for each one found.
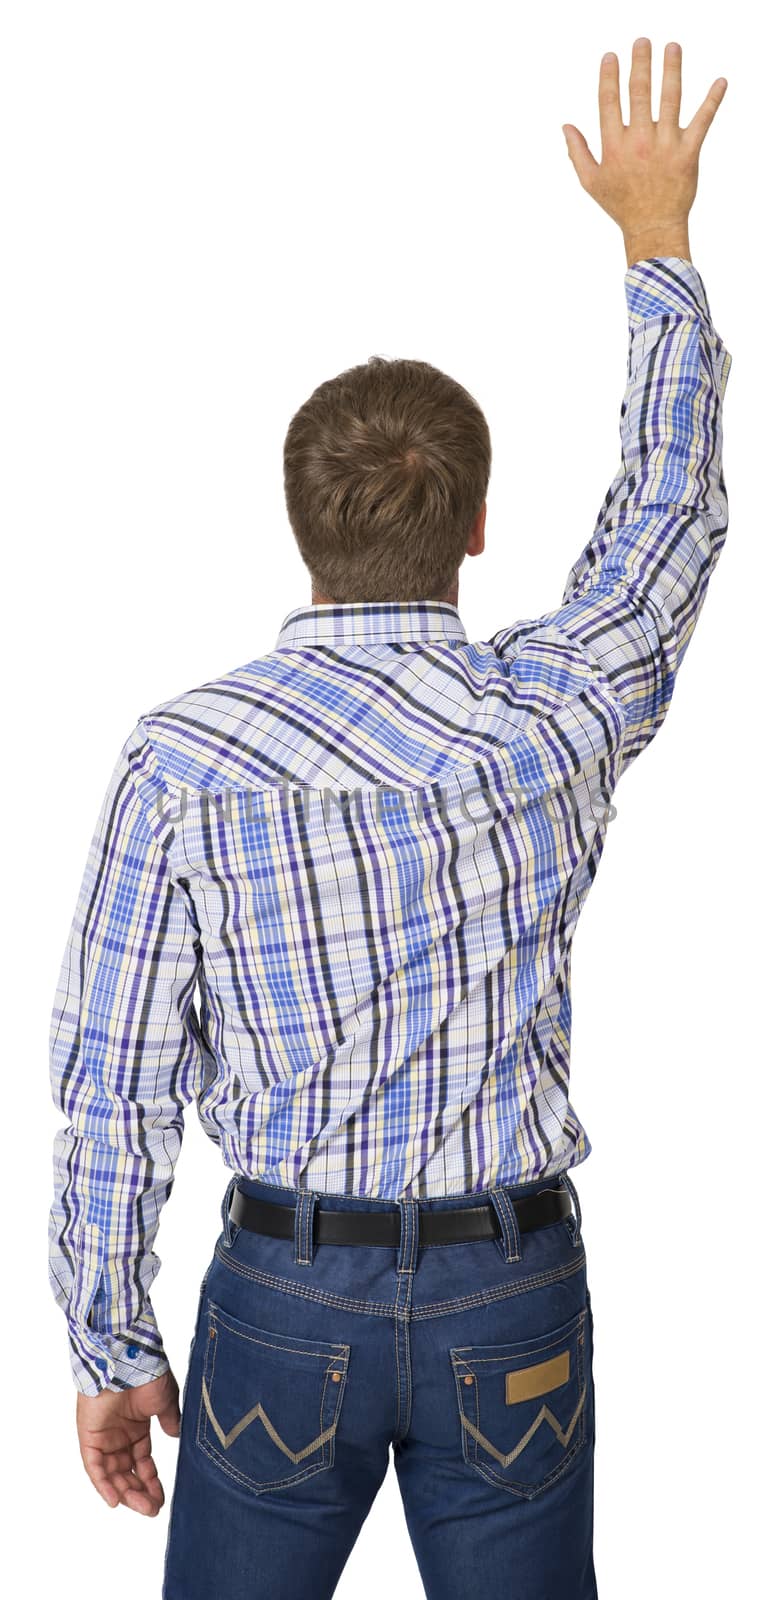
[126,1344,139,1359]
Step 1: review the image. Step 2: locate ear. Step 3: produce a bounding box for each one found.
[467,500,486,556]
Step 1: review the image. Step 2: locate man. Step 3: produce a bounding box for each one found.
[48,38,730,1600]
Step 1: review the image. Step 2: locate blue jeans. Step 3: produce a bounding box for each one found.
[162,1169,597,1599]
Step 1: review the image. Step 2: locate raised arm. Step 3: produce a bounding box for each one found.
[528,41,732,773]
[548,245,732,774]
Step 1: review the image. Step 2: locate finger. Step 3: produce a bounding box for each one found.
[131,1437,164,1497]
[133,1450,163,1496]
[111,1468,164,1516]
[80,1443,157,1514]
[80,1450,121,1509]
[683,76,728,147]
[562,124,600,192]
[598,52,623,148]
[123,1467,164,1515]
[658,41,682,126]
[121,1488,163,1517]
[131,1431,155,1463]
[628,37,653,127]
[157,1396,181,1437]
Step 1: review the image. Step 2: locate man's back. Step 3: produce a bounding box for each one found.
[49,251,731,1397]
[129,594,622,1199]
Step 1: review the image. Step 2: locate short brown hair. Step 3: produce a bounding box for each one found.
[282,355,491,602]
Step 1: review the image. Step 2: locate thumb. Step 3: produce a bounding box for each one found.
[157,1397,182,1437]
[561,124,599,191]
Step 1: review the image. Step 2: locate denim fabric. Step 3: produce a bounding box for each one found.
[162,1170,597,1600]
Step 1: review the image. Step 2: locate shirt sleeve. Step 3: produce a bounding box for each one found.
[48,720,213,1396]
[491,255,733,775]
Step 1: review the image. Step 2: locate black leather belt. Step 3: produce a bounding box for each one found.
[228,1182,572,1247]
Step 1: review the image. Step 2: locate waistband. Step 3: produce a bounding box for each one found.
[219,1167,584,1265]
[228,1170,566,1213]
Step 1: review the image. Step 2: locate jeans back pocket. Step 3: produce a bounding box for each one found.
[196,1298,350,1495]
[450,1304,589,1500]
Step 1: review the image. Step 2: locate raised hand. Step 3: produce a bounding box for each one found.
[562,39,728,266]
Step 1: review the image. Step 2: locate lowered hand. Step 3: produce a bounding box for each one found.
[76,1366,181,1515]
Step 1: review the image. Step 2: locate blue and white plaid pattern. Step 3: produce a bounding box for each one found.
[49,256,732,1394]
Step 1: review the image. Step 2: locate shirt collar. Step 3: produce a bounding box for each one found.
[275,599,468,650]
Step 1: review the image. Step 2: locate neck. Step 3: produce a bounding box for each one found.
[311,585,459,607]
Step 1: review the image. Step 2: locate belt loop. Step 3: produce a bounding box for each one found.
[488,1186,522,1262]
[294,1188,317,1266]
[221,1173,241,1248]
[560,1170,583,1246]
[396,1197,419,1273]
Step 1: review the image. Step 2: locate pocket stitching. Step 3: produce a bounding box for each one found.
[196,1429,331,1496]
[208,1298,351,1365]
[451,1304,586,1365]
[200,1370,341,1462]
[451,1306,588,1500]
[459,1380,587,1470]
[195,1302,348,1495]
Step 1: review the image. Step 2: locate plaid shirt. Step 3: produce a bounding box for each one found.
[49,255,732,1395]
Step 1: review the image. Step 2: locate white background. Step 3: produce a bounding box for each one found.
[2,2,761,1595]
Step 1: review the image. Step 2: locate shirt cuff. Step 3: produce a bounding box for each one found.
[67,1316,171,1397]
[624,255,732,396]
[625,255,715,329]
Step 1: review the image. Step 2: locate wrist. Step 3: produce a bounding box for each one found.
[622,221,692,269]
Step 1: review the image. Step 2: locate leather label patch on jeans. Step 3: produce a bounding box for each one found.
[505,1350,570,1405]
